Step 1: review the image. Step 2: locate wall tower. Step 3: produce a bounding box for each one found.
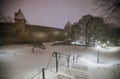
[14,9,26,34]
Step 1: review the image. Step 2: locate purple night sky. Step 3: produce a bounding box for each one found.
[0,0,100,29]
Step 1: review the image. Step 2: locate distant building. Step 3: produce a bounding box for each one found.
[0,9,70,44]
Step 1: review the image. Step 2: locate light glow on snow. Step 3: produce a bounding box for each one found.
[97,45,101,50]
[80,57,109,67]
[71,40,85,45]
[100,47,119,53]
[80,57,120,69]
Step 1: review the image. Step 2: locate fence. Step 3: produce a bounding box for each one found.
[30,52,81,79]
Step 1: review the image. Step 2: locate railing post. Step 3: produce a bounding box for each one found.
[42,68,45,79]
[52,52,58,73]
[73,55,75,64]
[55,52,58,73]
[76,55,78,63]
[97,49,100,63]
[67,54,70,68]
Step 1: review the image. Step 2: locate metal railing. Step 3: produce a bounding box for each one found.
[31,52,81,79]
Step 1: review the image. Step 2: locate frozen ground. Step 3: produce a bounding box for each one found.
[0,42,120,79]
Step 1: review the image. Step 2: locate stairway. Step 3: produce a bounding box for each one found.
[54,64,89,79]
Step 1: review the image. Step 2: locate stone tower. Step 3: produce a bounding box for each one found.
[14,9,26,34]
[14,9,26,42]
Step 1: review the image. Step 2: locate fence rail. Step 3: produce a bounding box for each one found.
[29,52,81,79]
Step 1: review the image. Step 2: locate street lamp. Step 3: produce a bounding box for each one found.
[97,45,101,63]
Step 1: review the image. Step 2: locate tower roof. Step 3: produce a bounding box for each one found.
[64,21,72,29]
[14,9,26,20]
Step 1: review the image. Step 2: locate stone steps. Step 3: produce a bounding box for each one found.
[56,64,89,79]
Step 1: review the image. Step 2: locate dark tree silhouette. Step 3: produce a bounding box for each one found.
[29,41,46,53]
[71,14,112,48]
[94,0,120,24]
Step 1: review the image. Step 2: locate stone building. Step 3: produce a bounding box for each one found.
[0,9,69,44]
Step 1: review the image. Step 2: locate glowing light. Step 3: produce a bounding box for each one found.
[71,40,85,45]
[107,41,110,44]
[71,41,74,44]
[65,32,68,35]
[35,32,46,38]
[101,43,107,48]
[97,45,101,49]
[53,31,59,35]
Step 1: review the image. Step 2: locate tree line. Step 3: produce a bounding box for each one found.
[65,14,119,48]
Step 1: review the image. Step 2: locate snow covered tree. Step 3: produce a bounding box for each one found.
[71,22,81,41]
[72,14,112,48]
[79,15,94,48]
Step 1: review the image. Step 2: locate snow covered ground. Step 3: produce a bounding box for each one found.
[0,42,120,79]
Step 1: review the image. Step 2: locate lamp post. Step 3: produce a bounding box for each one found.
[97,45,100,63]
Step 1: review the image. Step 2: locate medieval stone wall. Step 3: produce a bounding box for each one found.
[0,9,69,44]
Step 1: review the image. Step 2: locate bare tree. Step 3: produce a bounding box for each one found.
[29,41,46,53]
[94,0,120,24]
[0,11,13,23]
